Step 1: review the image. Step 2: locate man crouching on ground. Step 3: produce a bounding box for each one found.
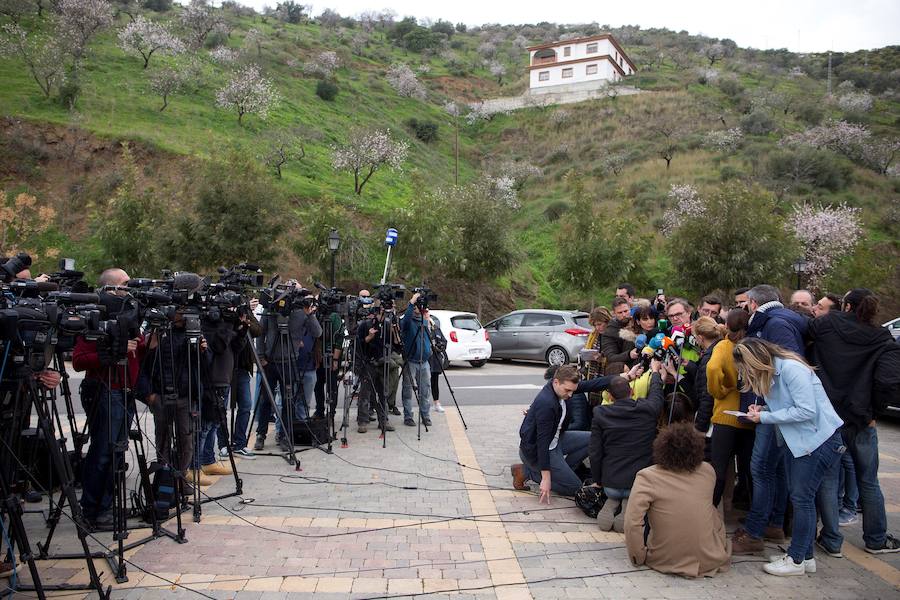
[512,364,642,502]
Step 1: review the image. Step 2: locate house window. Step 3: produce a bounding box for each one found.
[586,64,598,75]
[563,46,571,57]
[538,71,550,81]
[561,67,573,78]
[586,42,598,54]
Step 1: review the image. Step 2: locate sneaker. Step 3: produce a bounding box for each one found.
[815,537,843,558]
[613,498,628,533]
[368,412,377,422]
[865,534,900,554]
[404,418,415,426]
[358,424,368,433]
[731,528,765,555]
[839,509,858,527]
[93,510,114,528]
[763,526,786,543]
[596,498,620,531]
[313,411,325,419]
[768,554,816,573]
[390,407,401,416]
[278,438,293,453]
[253,436,265,451]
[24,489,41,503]
[433,402,445,413]
[422,417,433,427]
[234,447,256,459]
[381,422,396,432]
[763,554,807,577]
[218,447,230,459]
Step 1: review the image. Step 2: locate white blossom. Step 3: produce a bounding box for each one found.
[836,90,874,113]
[703,128,744,153]
[331,128,409,195]
[465,102,491,125]
[303,50,340,77]
[56,0,113,63]
[118,15,183,68]
[180,0,224,49]
[489,60,506,83]
[148,65,187,111]
[786,203,862,287]
[484,175,519,209]
[386,62,426,100]
[215,63,278,124]
[660,184,704,235]
[209,45,240,63]
[0,24,66,97]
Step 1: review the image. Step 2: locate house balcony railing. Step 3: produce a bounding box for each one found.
[531,56,557,66]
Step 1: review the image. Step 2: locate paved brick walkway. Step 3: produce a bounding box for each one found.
[10,401,900,599]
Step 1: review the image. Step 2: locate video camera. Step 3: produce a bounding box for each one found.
[411,286,437,311]
[314,282,347,316]
[0,252,31,283]
[217,262,264,290]
[374,283,405,310]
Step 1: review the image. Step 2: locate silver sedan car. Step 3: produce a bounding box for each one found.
[484,309,591,366]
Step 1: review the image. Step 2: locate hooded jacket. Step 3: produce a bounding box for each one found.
[747,301,808,355]
[601,320,637,365]
[808,311,894,433]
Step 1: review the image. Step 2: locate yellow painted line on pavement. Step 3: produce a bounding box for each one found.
[445,407,533,600]
[843,544,900,588]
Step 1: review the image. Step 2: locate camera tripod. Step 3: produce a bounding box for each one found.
[0,367,110,599]
[36,356,182,584]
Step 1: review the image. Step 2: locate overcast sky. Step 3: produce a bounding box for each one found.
[234,0,898,53]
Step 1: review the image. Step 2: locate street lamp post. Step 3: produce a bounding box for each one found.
[328,229,340,288]
[792,258,808,290]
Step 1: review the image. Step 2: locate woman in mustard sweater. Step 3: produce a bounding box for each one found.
[705,310,756,506]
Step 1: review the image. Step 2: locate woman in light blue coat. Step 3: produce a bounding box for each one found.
[733,338,844,577]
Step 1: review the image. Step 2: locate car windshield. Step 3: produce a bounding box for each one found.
[574,315,590,328]
[451,316,482,331]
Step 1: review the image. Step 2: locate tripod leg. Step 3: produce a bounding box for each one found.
[1,483,48,600]
[216,388,242,495]
[440,360,468,430]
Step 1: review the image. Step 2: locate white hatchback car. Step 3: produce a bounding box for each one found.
[429,310,492,368]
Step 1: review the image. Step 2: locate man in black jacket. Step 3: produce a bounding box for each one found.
[589,360,665,531]
[809,288,900,555]
[512,365,641,502]
[601,298,637,366]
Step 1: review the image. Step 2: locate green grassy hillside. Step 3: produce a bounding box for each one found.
[1,5,898,318]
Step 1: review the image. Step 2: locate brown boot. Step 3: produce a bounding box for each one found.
[510,464,528,490]
[730,527,765,555]
[201,461,232,476]
[764,526,786,543]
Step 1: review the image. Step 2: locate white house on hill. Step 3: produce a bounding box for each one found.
[527,34,636,94]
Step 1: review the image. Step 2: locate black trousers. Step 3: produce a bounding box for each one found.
[710,423,755,506]
[357,364,388,425]
[314,365,339,415]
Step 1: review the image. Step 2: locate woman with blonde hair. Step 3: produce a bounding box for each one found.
[704,311,756,507]
[732,338,844,577]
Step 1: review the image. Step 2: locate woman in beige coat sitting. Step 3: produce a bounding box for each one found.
[624,422,731,578]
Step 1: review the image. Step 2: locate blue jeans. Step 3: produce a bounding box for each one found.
[80,387,130,519]
[845,426,888,548]
[744,423,788,538]
[784,430,844,562]
[816,440,844,553]
[402,360,431,421]
[839,450,860,513]
[520,430,590,496]
[299,369,316,418]
[195,388,225,468]
[604,487,631,500]
[228,369,252,450]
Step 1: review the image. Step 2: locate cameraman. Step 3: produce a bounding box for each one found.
[254,284,322,452]
[400,293,432,427]
[221,298,261,458]
[73,268,144,528]
[355,302,396,433]
[314,303,344,420]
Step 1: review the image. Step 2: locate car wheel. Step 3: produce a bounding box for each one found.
[468,360,487,368]
[546,346,569,366]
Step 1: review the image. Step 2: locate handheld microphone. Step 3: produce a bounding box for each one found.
[635,333,648,350]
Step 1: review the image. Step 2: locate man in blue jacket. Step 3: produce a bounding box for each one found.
[512,364,641,503]
[400,292,432,427]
